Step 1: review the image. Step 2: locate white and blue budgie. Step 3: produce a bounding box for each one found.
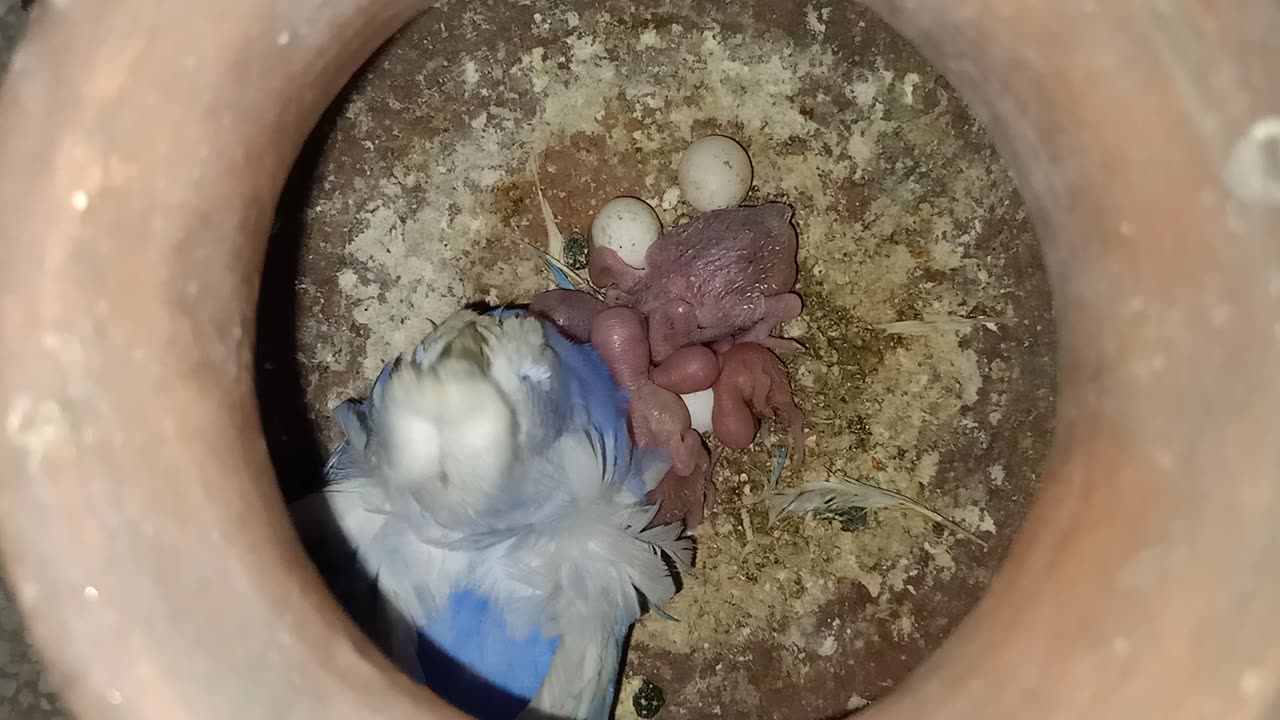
[291,306,693,719]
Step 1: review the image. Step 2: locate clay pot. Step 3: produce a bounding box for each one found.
[0,1,1276,719]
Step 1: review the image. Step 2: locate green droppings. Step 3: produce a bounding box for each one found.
[564,231,590,271]
[632,678,665,719]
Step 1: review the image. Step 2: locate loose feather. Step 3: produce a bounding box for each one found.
[876,314,1016,336]
[530,155,564,265]
[767,472,987,548]
[543,256,578,290]
[768,443,788,491]
[523,153,604,297]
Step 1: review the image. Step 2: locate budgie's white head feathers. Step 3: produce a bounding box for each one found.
[350,309,570,532]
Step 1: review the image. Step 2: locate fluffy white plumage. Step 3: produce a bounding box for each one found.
[293,308,691,719]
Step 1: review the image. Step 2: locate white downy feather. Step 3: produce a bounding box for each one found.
[501,431,690,719]
[292,477,463,680]
[521,615,621,720]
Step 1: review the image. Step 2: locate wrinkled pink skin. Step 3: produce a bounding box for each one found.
[530,290,807,527]
[529,289,603,343]
[589,307,717,528]
[588,203,804,363]
[713,342,807,464]
[651,345,719,394]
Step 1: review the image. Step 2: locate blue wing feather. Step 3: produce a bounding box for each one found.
[417,590,560,718]
[543,257,578,290]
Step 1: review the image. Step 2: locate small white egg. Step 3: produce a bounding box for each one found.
[681,387,715,434]
[677,135,753,212]
[590,196,662,269]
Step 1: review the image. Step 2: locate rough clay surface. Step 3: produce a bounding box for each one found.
[0,4,75,718]
[257,2,1057,718]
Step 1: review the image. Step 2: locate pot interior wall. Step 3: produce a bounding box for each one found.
[256,1,1056,718]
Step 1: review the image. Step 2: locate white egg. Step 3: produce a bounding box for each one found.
[680,387,715,434]
[590,196,662,269]
[677,135,753,212]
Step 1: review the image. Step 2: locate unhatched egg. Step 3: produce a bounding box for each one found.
[677,135,753,212]
[590,196,662,269]
[680,387,715,434]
